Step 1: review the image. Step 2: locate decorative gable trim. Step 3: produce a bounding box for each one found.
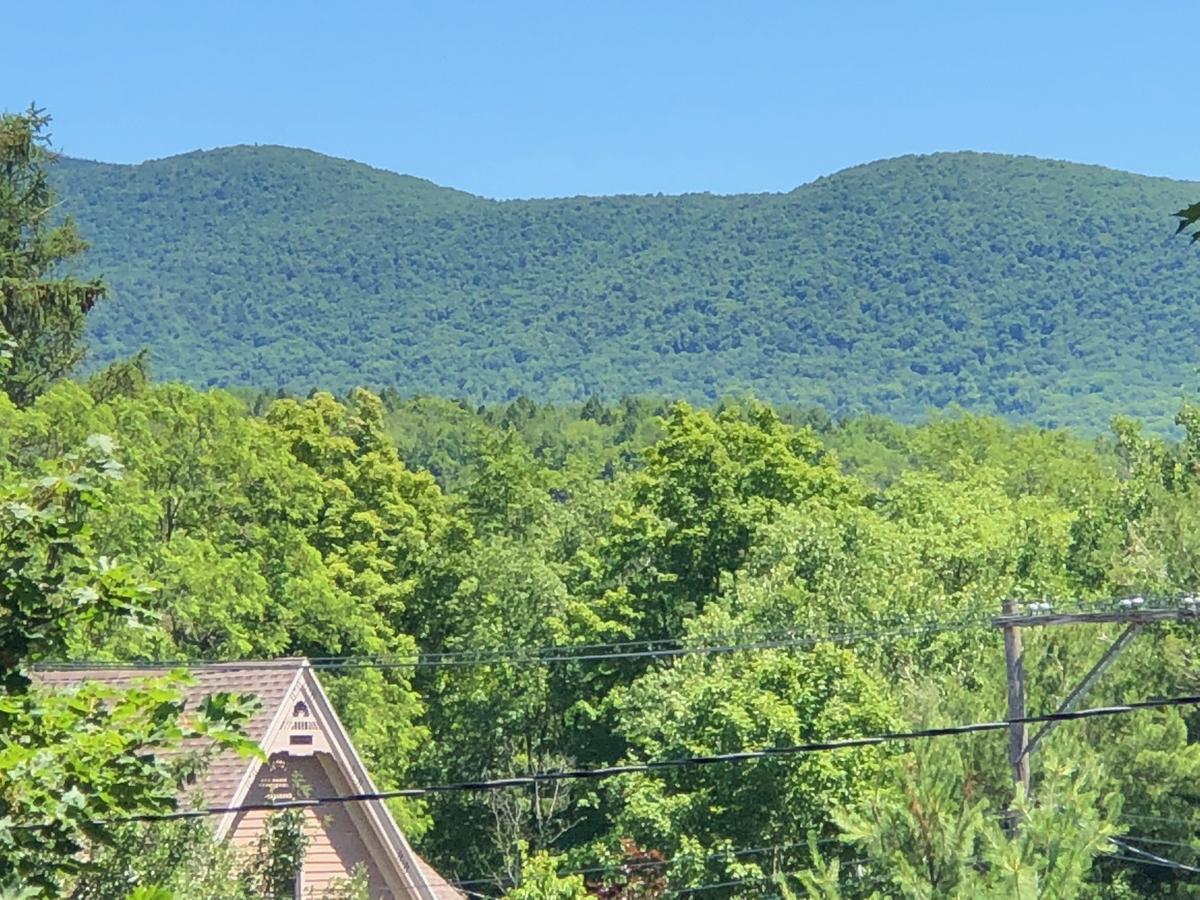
[266,683,332,756]
[214,665,305,841]
[225,662,439,900]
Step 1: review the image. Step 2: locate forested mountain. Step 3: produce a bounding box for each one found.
[54,149,1200,431]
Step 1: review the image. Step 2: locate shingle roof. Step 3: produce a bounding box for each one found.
[33,660,302,808]
[33,659,463,899]
[416,857,466,899]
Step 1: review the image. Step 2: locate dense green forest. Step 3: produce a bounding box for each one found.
[54,147,1200,432]
[10,106,1200,898]
[15,378,1200,897]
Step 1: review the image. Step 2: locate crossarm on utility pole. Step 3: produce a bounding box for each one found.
[993,608,1198,629]
[1019,623,1141,761]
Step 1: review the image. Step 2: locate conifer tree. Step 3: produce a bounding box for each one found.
[0,106,105,406]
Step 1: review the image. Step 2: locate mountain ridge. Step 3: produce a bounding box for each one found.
[51,146,1200,431]
[63,145,1200,200]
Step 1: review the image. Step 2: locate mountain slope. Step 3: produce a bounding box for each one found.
[53,147,1200,430]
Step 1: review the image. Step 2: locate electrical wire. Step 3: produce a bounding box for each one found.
[1108,853,1197,873]
[657,842,1200,898]
[1109,837,1200,874]
[1123,813,1200,828]
[35,617,996,672]
[1109,835,1200,852]
[19,691,1200,830]
[449,832,1198,893]
[663,864,843,897]
[663,860,888,898]
[449,839,822,889]
[39,594,1179,673]
[546,843,1197,899]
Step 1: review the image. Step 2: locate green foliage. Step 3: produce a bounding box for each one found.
[46,148,1200,432]
[77,814,369,900]
[124,888,173,900]
[3,382,442,835]
[10,366,1200,896]
[1174,200,1200,242]
[0,677,256,896]
[76,820,252,899]
[828,741,1119,898]
[611,640,896,886]
[603,403,853,636]
[504,845,589,900]
[0,108,105,406]
[0,433,257,895]
[0,432,135,689]
[247,809,308,900]
[319,866,371,900]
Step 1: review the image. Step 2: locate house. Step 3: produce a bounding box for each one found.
[35,659,462,900]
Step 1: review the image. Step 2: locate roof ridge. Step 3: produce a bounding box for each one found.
[32,657,312,673]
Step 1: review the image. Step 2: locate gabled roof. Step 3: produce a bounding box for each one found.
[34,659,462,900]
[35,660,302,809]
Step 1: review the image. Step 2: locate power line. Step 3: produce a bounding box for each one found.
[1080,854,1189,877]
[594,842,1199,897]
[1109,838,1200,875]
[460,834,1200,894]
[331,618,985,668]
[660,843,1200,896]
[1114,835,1200,853]
[663,862,869,897]
[450,840,821,889]
[1123,813,1200,827]
[320,617,989,668]
[39,595,1166,673]
[27,691,1200,829]
[664,861,894,898]
[460,840,1200,900]
[35,617,995,672]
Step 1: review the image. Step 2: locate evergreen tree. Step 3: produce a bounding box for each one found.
[0,107,105,406]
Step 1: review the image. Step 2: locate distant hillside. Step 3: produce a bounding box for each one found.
[53,147,1200,430]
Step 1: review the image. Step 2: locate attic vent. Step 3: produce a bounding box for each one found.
[289,734,314,746]
[292,701,310,718]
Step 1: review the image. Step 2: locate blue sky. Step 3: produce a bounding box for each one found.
[6,1,1196,198]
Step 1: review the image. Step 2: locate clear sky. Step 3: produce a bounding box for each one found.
[6,1,1197,199]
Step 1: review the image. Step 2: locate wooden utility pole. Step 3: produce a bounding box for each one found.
[1001,599,1030,801]
[994,599,1200,812]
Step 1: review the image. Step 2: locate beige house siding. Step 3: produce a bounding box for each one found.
[33,660,462,900]
[229,754,396,898]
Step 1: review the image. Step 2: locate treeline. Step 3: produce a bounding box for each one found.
[9,105,1200,898]
[15,372,1200,897]
[55,146,1200,432]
